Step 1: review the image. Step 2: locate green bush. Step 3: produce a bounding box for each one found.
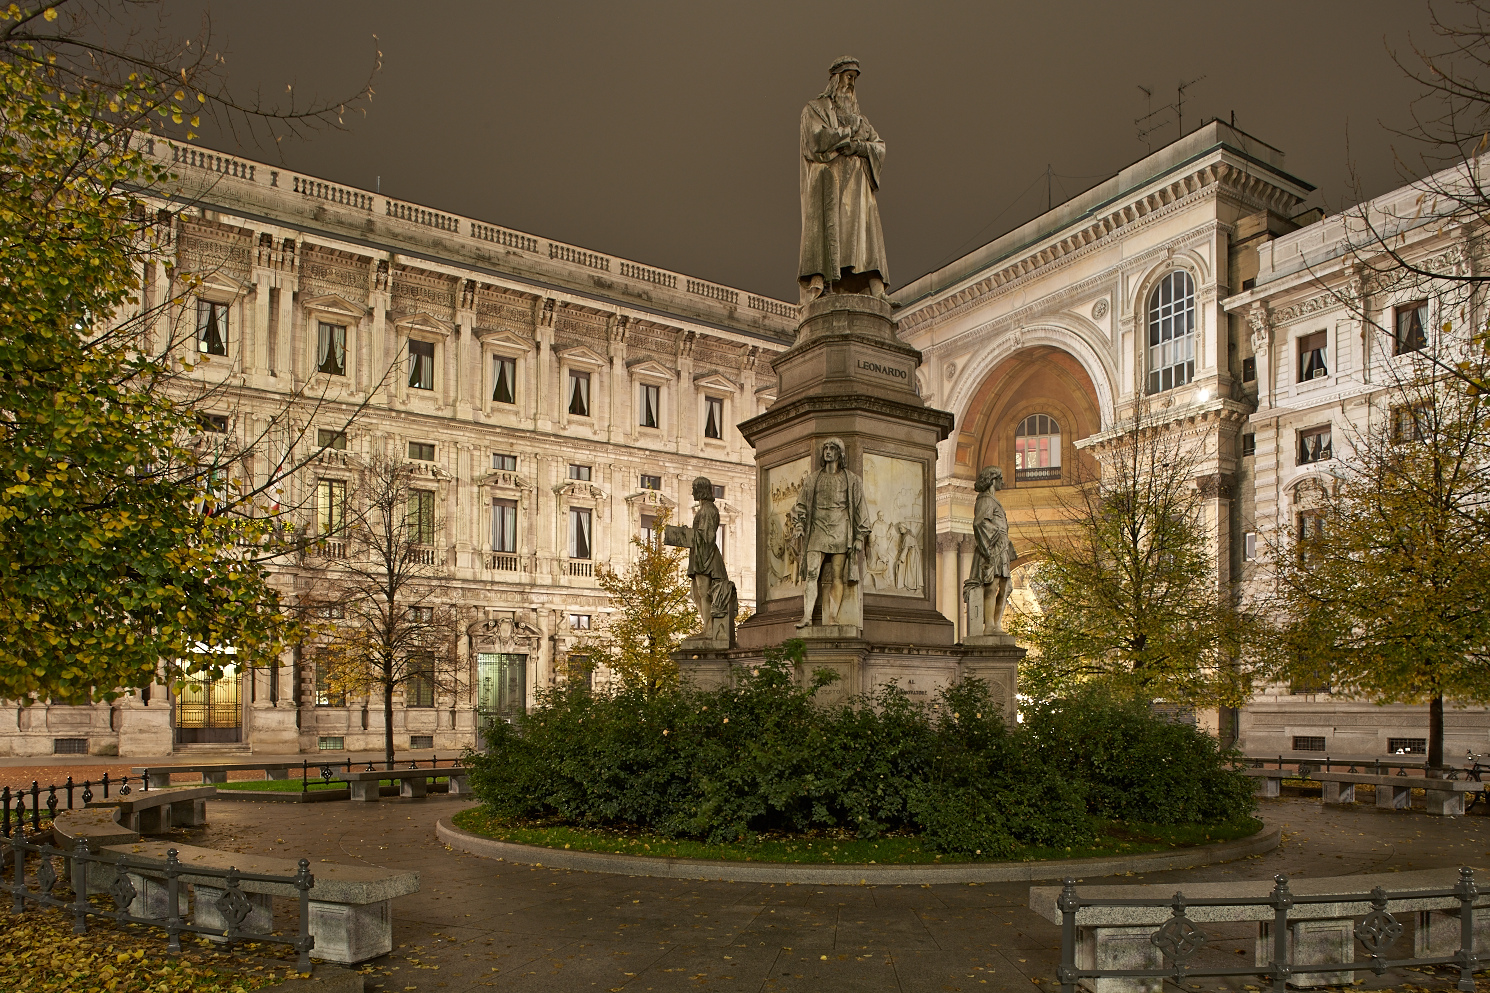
[464,643,1254,856]
[1021,686,1256,825]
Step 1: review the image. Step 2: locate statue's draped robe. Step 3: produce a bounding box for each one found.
[687,500,732,618]
[969,491,1013,582]
[793,467,869,582]
[798,96,888,286]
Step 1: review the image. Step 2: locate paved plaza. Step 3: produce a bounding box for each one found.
[173,795,1490,993]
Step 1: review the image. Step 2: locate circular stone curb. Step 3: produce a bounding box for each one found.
[435,818,1280,885]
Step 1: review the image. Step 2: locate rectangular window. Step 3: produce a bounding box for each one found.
[1243,532,1257,561]
[1395,301,1428,355]
[317,736,345,751]
[1241,356,1257,383]
[569,613,592,630]
[712,484,725,500]
[407,490,435,546]
[53,737,88,755]
[492,498,518,553]
[568,464,592,481]
[569,507,592,559]
[198,413,229,434]
[1298,425,1332,464]
[410,734,434,750]
[1241,433,1256,457]
[316,479,346,536]
[1394,403,1430,443]
[315,665,344,707]
[704,396,724,439]
[492,453,517,471]
[568,370,591,417]
[1298,331,1328,382]
[639,383,660,428]
[408,339,435,390]
[641,513,658,544]
[408,441,436,461]
[407,605,434,623]
[492,355,516,404]
[639,474,662,491]
[1292,735,1326,752]
[1388,737,1427,755]
[196,300,228,356]
[477,652,528,721]
[317,429,347,451]
[406,658,435,708]
[317,322,347,376]
[1297,509,1325,542]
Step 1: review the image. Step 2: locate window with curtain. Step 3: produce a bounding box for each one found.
[1297,331,1328,382]
[568,464,592,481]
[1298,425,1332,464]
[407,490,435,545]
[1014,414,1062,481]
[492,453,517,471]
[1395,301,1428,355]
[1147,270,1195,394]
[704,396,724,439]
[639,383,660,428]
[316,479,345,535]
[317,322,346,376]
[568,370,590,416]
[406,657,435,708]
[408,339,435,390]
[569,507,592,559]
[196,300,228,356]
[493,355,516,404]
[492,498,518,552]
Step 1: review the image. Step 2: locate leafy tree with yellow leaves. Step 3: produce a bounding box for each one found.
[590,507,697,697]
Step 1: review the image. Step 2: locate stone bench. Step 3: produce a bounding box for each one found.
[131,763,295,789]
[1241,768,1477,815]
[331,767,470,802]
[103,841,420,965]
[50,807,141,886]
[86,785,216,833]
[1030,867,1490,992]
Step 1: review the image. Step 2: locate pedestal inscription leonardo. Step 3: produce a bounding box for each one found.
[675,57,1021,714]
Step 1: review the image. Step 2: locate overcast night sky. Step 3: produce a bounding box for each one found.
[167,1,1435,302]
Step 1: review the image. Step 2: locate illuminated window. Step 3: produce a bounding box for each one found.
[316,479,346,536]
[1014,414,1061,481]
[1147,271,1195,394]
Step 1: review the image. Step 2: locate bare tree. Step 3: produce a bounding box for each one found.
[304,455,462,769]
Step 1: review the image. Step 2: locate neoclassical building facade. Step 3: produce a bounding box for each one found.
[2,122,1478,759]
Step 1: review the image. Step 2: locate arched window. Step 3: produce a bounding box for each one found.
[1147,270,1196,394]
[1014,413,1061,481]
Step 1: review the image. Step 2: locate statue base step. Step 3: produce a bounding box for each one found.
[792,624,862,639]
[679,633,732,651]
[962,633,1018,647]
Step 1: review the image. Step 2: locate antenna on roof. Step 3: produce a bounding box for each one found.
[1135,77,1206,149]
[1136,85,1154,153]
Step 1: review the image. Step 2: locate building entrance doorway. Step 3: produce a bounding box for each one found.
[175,665,243,744]
[477,653,526,747]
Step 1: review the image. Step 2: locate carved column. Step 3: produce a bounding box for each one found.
[608,315,628,444]
[535,299,555,431]
[1248,303,1273,410]
[936,532,960,632]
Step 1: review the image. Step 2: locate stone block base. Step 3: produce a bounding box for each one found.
[1257,919,1353,987]
[1428,791,1465,816]
[1322,781,1356,804]
[308,899,392,964]
[349,781,381,802]
[1256,777,1281,798]
[1076,925,1162,993]
[1376,784,1410,809]
[1415,908,1490,957]
[194,884,273,941]
[399,778,427,799]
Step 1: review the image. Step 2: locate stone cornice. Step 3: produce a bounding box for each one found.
[738,395,955,446]
[898,162,1300,334]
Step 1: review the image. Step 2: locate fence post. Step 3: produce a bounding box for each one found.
[1057,877,1078,993]
[101,772,109,799]
[3,786,9,838]
[294,857,315,974]
[301,760,308,794]
[9,826,25,913]
[71,838,90,935]
[45,786,57,823]
[142,769,150,793]
[165,848,183,954]
[1456,867,1478,992]
[13,791,24,838]
[65,777,74,810]
[29,782,39,832]
[1269,874,1292,993]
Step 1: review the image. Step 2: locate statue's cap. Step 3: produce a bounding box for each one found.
[829,56,860,76]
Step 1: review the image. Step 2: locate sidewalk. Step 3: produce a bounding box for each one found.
[0,749,460,791]
[184,795,1490,993]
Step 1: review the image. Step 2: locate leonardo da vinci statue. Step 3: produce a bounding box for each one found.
[799,56,889,305]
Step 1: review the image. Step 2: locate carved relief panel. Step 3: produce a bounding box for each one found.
[763,456,810,599]
[862,453,926,596]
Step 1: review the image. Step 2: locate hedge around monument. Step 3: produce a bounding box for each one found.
[462,642,1255,857]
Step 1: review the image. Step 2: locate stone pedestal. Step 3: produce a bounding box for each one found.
[1256,919,1354,987]
[194,883,274,940]
[1321,781,1355,804]
[1076,925,1162,993]
[308,898,394,964]
[679,292,1023,702]
[1376,783,1410,809]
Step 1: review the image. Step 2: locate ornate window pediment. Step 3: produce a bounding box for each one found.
[302,293,367,322]
[693,372,739,394]
[553,479,606,500]
[625,488,675,509]
[627,358,676,381]
[480,470,532,490]
[395,312,456,339]
[478,329,532,353]
[194,271,252,305]
[556,343,607,368]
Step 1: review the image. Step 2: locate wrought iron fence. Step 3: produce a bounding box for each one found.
[5,827,315,971]
[1055,870,1481,993]
[3,774,132,837]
